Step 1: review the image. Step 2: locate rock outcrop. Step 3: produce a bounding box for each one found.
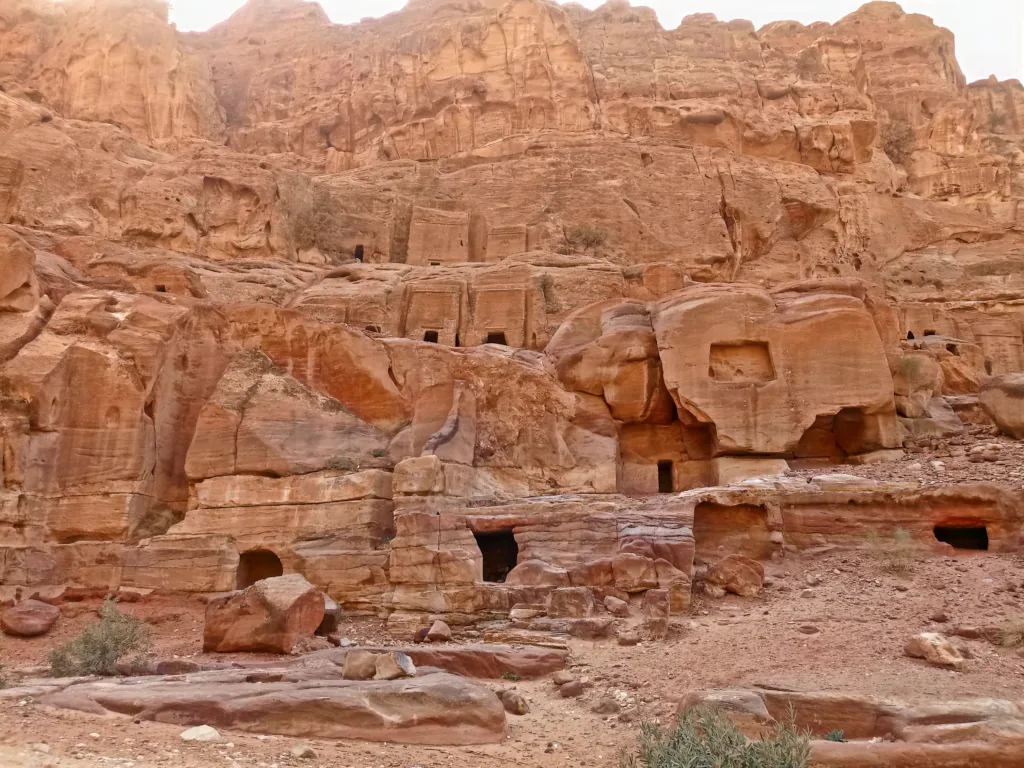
[0,0,1023,633]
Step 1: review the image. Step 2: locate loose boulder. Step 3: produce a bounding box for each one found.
[426,620,452,642]
[706,555,765,598]
[498,689,529,715]
[203,574,325,654]
[604,595,629,617]
[904,632,965,669]
[374,651,417,680]
[342,649,379,681]
[980,374,1024,439]
[1,599,60,637]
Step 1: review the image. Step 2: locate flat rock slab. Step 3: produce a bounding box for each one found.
[29,671,506,745]
[320,644,568,679]
[376,644,568,679]
[811,739,1024,768]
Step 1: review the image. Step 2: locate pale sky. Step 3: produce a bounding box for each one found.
[170,0,1024,83]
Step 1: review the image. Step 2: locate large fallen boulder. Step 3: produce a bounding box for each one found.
[204,574,325,654]
[705,555,765,598]
[980,374,1024,439]
[1,599,60,637]
[26,670,507,745]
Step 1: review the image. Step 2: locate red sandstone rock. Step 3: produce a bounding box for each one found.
[203,574,325,654]
[706,555,765,598]
[980,375,1024,439]
[0,599,59,637]
[27,670,507,745]
[546,587,596,619]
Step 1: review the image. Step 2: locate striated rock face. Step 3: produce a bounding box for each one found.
[1,0,1023,626]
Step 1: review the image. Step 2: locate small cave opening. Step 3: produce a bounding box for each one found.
[934,526,989,551]
[945,343,959,356]
[365,325,381,333]
[236,549,284,589]
[423,330,439,343]
[657,460,674,493]
[985,360,993,375]
[353,244,364,262]
[906,331,915,340]
[923,329,937,336]
[474,530,519,583]
[154,284,167,293]
[485,331,507,345]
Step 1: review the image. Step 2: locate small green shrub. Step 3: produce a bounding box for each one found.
[564,225,608,253]
[867,528,915,576]
[882,120,915,165]
[49,598,151,677]
[372,448,386,458]
[0,664,7,689]
[502,671,521,681]
[998,617,1024,647]
[824,729,846,743]
[620,706,811,768]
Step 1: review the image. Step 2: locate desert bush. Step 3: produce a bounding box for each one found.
[502,671,521,681]
[998,617,1024,647]
[824,730,846,742]
[49,598,151,677]
[882,120,915,165]
[0,664,6,689]
[564,225,608,253]
[620,706,811,768]
[867,527,915,576]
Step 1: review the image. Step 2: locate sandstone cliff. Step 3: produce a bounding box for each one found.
[0,0,1022,616]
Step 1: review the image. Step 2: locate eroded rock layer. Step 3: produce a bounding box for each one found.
[1,0,1023,624]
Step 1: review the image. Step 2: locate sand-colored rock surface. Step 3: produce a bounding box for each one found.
[1,0,1024,761]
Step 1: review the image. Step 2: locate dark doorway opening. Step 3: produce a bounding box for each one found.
[906,331,915,340]
[657,460,674,493]
[924,329,936,336]
[423,330,439,343]
[365,325,381,334]
[236,549,283,589]
[474,530,518,583]
[154,284,167,293]
[934,525,989,551]
[485,331,507,345]
[353,244,364,262]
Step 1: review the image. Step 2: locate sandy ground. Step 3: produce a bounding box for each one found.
[2,546,1023,768]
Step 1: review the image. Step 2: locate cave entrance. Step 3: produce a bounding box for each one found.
[236,549,283,589]
[485,331,507,345]
[657,460,674,493]
[423,330,439,343]
[934,526,989,551]
[474,530,518,583]
[354,244,364,262]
